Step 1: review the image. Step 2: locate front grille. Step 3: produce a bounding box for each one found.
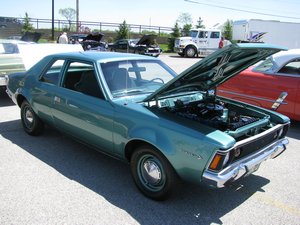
[231,124,289,162]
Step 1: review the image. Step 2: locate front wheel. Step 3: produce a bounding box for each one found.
[184,46,196,58]
[21,100,44,136]
[130,145,179,200]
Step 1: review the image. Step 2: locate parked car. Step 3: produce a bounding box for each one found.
[218,48,300,121]
[6,44,290,200]
[69,32,107,51]
[0,40,82,87]
[109,34,162,57]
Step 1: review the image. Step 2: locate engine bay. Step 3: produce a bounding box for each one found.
[170,100,260,131]
[154,91,271,138]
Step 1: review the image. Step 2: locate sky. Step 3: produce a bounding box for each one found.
[0,0,299,28]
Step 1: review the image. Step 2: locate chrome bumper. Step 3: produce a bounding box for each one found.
[202,138,289,188]
[0,76,6,86]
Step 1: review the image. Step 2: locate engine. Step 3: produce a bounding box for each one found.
[165,99,259,131]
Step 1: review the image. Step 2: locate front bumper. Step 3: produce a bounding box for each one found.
[174,47,184,53]
[0,76,6,86]
[202,138,289,188]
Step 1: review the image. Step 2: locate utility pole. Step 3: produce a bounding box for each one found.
[51,0,54,41]
[76,0,79,32]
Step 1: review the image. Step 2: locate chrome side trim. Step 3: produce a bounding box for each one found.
[218,89,288,105]
[202,138,289,188]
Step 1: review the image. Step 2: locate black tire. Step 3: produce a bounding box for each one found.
[184,46,196,58]
[20,100,44,136]
[130,145,179,200]
[178,53,184,57]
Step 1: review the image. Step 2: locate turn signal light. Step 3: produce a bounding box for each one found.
[209,154,222,170]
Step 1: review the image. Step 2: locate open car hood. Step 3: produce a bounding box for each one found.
[136,34,157,45]
[143,43,286,102]
[21,32,42,43]
[83,32,104,42]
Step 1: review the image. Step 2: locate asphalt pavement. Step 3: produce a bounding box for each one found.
[0,55,299,225]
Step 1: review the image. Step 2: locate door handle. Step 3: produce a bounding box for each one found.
[54,96,61,103]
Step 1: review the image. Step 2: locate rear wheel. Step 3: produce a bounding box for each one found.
[184,46,196,58]
[130,145,179,200]
[21,100,44,136]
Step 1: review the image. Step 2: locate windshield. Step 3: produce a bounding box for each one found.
[190,30,198,38]
[100,59,176,98]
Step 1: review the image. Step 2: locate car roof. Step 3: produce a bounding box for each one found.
[0,39,29,44]
[47,51,157,62]
[272,49,300,67]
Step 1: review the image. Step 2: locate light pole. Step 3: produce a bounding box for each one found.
[51,0,54,41]
[76,0,79,32]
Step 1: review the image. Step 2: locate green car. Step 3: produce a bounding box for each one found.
[6,44,290,200]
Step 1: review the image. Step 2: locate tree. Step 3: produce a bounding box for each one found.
[182,24,192,36]
[195,17,205,29]
[22,12,34,34]
[222,19,233,41]
[176,12,193,36]
[59,8,76,31]
[116,20,130,40]
[168,22,181,52]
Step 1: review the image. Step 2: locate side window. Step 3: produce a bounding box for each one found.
[62,61,104,99]
[40,59,64,85]
[278,60,300,75]
[198,31,208,38]
[210,32,220,39]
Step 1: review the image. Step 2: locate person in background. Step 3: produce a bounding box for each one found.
[219,37,231,49]
[218,37,224,49]
[58,32,68,44]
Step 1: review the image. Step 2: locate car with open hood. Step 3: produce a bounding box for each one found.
[69,32,107,51]
[108,34,161,57]
[6,44,289,200]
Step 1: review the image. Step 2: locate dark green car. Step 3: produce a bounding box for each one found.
[6,44,290,200]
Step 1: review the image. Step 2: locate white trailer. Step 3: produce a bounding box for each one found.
[232,19,300,49]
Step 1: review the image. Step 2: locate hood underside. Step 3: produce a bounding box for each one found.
[143,43,286,102]
[83,32,104,42]
[21,32,42,43]
[136,34,157,45]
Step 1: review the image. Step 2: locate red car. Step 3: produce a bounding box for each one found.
[218,49,300,121]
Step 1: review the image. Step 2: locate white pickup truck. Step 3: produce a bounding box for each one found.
[174,28,222,57]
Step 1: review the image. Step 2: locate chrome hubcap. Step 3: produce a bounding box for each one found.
[143,160,161,184]
[25,109,34,123]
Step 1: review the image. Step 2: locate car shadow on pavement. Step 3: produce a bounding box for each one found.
[0,119,272,225]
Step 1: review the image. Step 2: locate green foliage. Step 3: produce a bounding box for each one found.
[177,13,193,26]
[182,24,192,36]
[168,22,180,52]
[176,12,193,37]
[116,20,130,40]
[195,17,205,29]
[22,12,34,34]
[59,8,76,31]
[159,44,168,52]
[222,19,233,41]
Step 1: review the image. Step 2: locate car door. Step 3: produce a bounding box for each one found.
[52,60,115,154]
[197,30,208,49]
[31,58,65,127]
